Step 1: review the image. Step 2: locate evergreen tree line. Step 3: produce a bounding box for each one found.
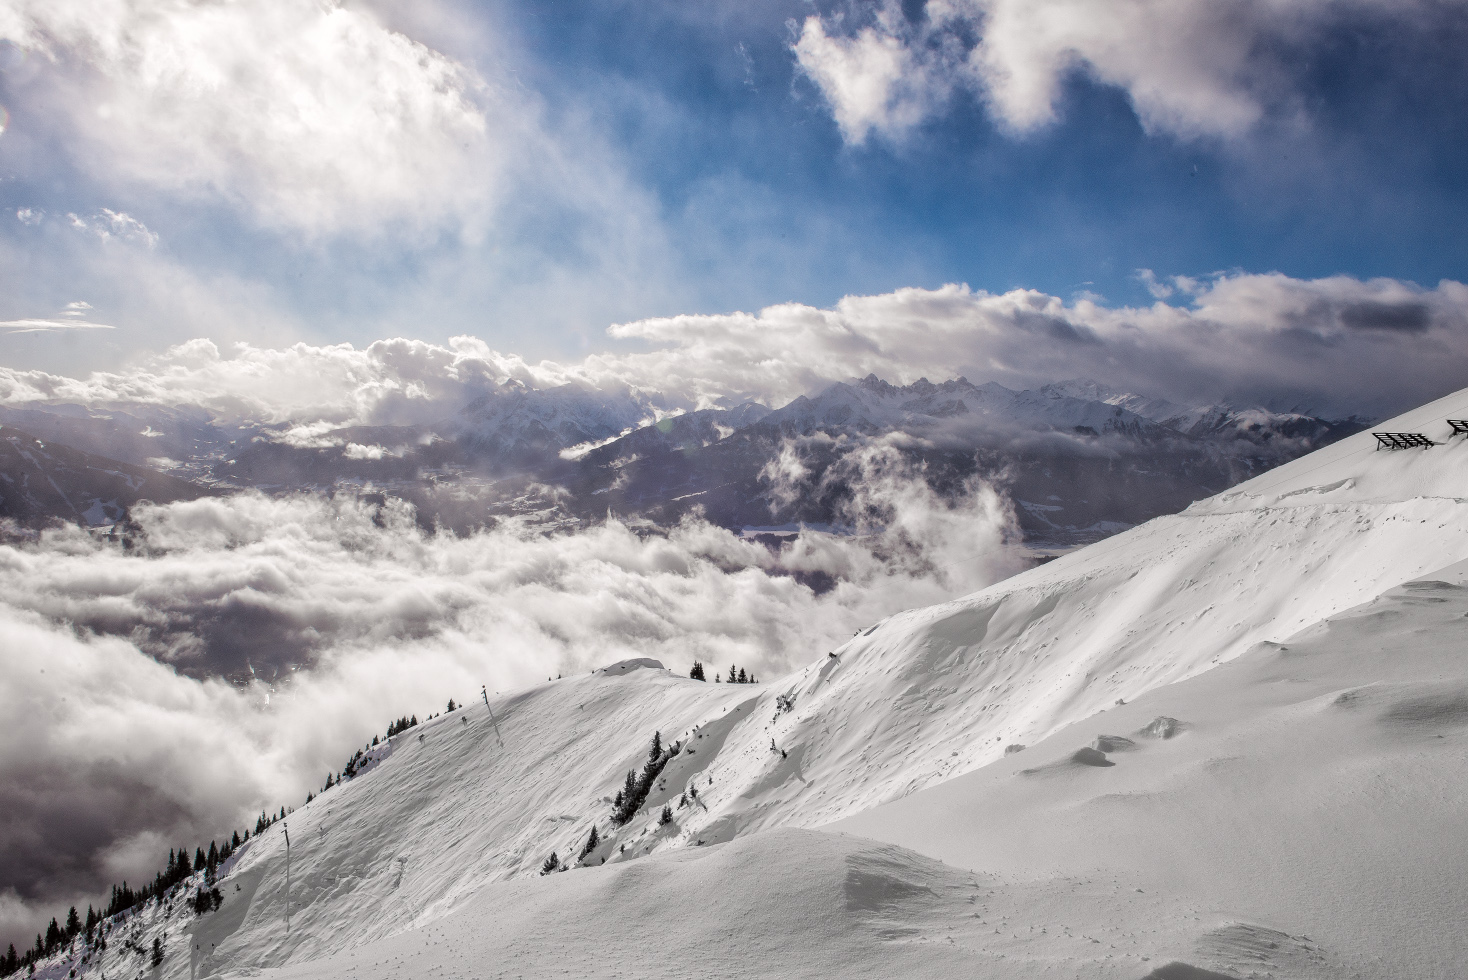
[317,706,436,802]
[690,663,758,683]
[385,714,419,738]
[1,834,243,977]
[3,705,440,978]
[610,731,680,826]
[254,806,290,836]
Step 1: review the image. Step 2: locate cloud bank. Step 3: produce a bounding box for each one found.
[0,457,1019,947]
[795,0,1441,142]
[2,271,1464,423]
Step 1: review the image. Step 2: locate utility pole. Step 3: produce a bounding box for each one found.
[481,685,504,746]
[283,824,291,934]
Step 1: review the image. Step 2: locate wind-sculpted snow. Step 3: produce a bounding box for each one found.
[0,463,1020,948]
[836,563,1468,979]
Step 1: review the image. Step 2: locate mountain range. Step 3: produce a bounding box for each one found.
[0,376,1364,549]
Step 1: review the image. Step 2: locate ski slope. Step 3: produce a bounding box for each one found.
[27,387,1468,979]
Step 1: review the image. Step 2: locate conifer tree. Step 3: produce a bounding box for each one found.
[659,805,673,825]
[649,731,663,761]
[151,936,164,967]
[447,698,456,712]
[578,825,600,860]
[689,661,705,681]
[737,668,747,683]
[539,852,560,875]
[727,664,738,683]
[64,908,79,938]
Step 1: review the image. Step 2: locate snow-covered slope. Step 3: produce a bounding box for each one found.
[838,560,1468,978]
[763,375,1170,438]
[1039,377,1362,446]
[160,560,1468,979]
[645,387,1468,845]
[451,381,652,465]
[319,557,1468,980]
[27,388,1468,979]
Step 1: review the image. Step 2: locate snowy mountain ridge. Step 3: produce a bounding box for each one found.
[1038,376,1363,444]
[764,375,1173,439]
[20,386,1468,980]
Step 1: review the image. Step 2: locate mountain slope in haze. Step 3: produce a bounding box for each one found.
[20,386,1464,980]
[0,376,1360,545]
[1040,377,1367,445]
[0,425,212,530]
[525,376,1364,547]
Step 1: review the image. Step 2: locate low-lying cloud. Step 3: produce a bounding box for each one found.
[2,271,1464,424]
[0,455,1020,948]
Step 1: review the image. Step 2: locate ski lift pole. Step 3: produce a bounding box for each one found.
[481,685,504,746]
[283,824,291,934]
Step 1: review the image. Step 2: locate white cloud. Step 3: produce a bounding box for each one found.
[14,208,42,226]
[1135,268,1173,300]
[1,271,1464,421]
[91,208,157,247]
[62,208,159,247]
[0,0,508,237]
[342,442,387,460]
[795,0,1424,141]
[594,272,1468,418]
[0,318,113,334]
[0,298,114,334]
[793,10,943,144]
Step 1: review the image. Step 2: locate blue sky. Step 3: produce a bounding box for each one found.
[2,0,1467,389]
